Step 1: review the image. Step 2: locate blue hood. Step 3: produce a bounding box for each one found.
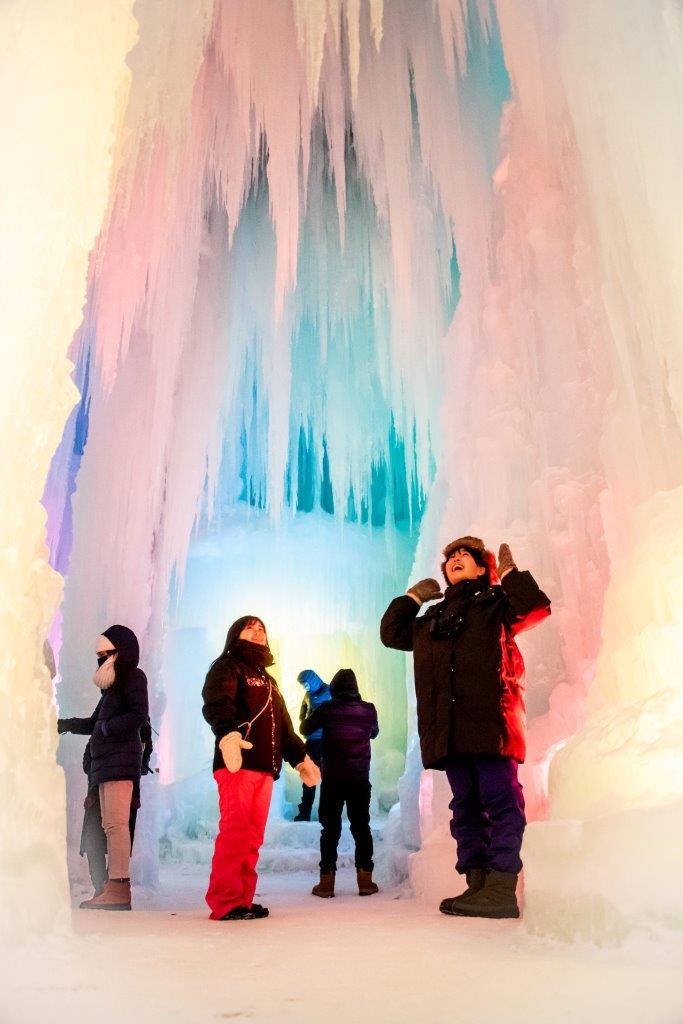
[298,669,327,694]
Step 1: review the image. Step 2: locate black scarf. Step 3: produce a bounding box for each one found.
[230,639,274,670]
[443,577,487,606]
[431,578,489,641]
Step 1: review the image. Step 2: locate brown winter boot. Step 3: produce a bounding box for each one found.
[357,869,379,896]
[79,884,106,906]
[444,870,520,919]
[439,868,487,915]
[80,878,131,911]
[312,872,335,898]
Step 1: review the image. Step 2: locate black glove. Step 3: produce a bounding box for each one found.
[57,719,69,735]
[497,544,517,578]
[406,578,443,605]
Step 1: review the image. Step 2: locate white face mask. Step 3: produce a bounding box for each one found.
[93,638,117,690]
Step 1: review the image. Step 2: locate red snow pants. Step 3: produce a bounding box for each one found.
[206,768,274,920]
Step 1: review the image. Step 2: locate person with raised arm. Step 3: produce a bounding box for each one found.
[381,537,551,919]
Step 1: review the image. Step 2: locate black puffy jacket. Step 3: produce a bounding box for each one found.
[202,655,305,779]
[59,625,149,787]
[301,669,379,782]
[380,570,550,766]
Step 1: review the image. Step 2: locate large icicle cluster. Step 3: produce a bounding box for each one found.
[52,0,506,851]
[39,0,683,942]
[0,1,137,942]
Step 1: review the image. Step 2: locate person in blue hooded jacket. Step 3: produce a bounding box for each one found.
[293,669,331,821]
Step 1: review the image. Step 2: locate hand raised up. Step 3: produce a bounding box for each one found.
[406,578,443,605]
[497,544,516,578]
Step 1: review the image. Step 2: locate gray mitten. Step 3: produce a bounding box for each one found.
[497,544,517,578]
[406,578,443,605]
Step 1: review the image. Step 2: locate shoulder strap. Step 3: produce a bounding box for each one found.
[237,677,273,739]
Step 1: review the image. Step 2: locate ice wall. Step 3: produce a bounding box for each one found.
[52,0,501,858]
[411,0,683,939]
[41,0,683,941]
[523,487,683,942]
[0,1,137,940]
[519,0,683,941]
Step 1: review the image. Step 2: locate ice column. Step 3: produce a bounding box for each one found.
[519,0,683,941]
[0,1,137,941]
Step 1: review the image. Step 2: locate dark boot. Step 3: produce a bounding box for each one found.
[445,870,520,919]
[220,905,253,921]
[357,869,379,896]
[439,868,487,915]
[249,903,270,919]
[80,878,131,911]
[312,872,335,898]
[295,783,315,821]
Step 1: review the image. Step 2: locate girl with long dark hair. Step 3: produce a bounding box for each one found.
[202,615,320,920]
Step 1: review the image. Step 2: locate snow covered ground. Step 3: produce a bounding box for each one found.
[1,860,681,1024]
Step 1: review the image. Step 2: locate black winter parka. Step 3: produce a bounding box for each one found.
[202,656,306,778]
[59,625,149,787]
[380,569,550,766]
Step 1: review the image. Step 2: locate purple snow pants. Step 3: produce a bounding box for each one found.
[445,755,526,875]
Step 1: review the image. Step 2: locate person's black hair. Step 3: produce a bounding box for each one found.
[208,615,268,673]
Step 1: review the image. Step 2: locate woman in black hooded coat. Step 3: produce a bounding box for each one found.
[58,624,149,911]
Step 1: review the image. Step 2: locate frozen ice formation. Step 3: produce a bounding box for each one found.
[1,0,680,942]
[0,1,138,942]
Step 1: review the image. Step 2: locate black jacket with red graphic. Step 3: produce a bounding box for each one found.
[380,569,551,765]
[202,655,305,778]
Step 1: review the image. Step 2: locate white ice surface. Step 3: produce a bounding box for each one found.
[0,0,136,943]
[1,862,681,1024]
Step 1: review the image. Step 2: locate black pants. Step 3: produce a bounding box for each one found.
[319,778,373,873]
[297,739,323,819]
[80,790,138,890]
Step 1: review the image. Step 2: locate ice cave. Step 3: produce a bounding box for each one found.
[1,1,682,1021]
